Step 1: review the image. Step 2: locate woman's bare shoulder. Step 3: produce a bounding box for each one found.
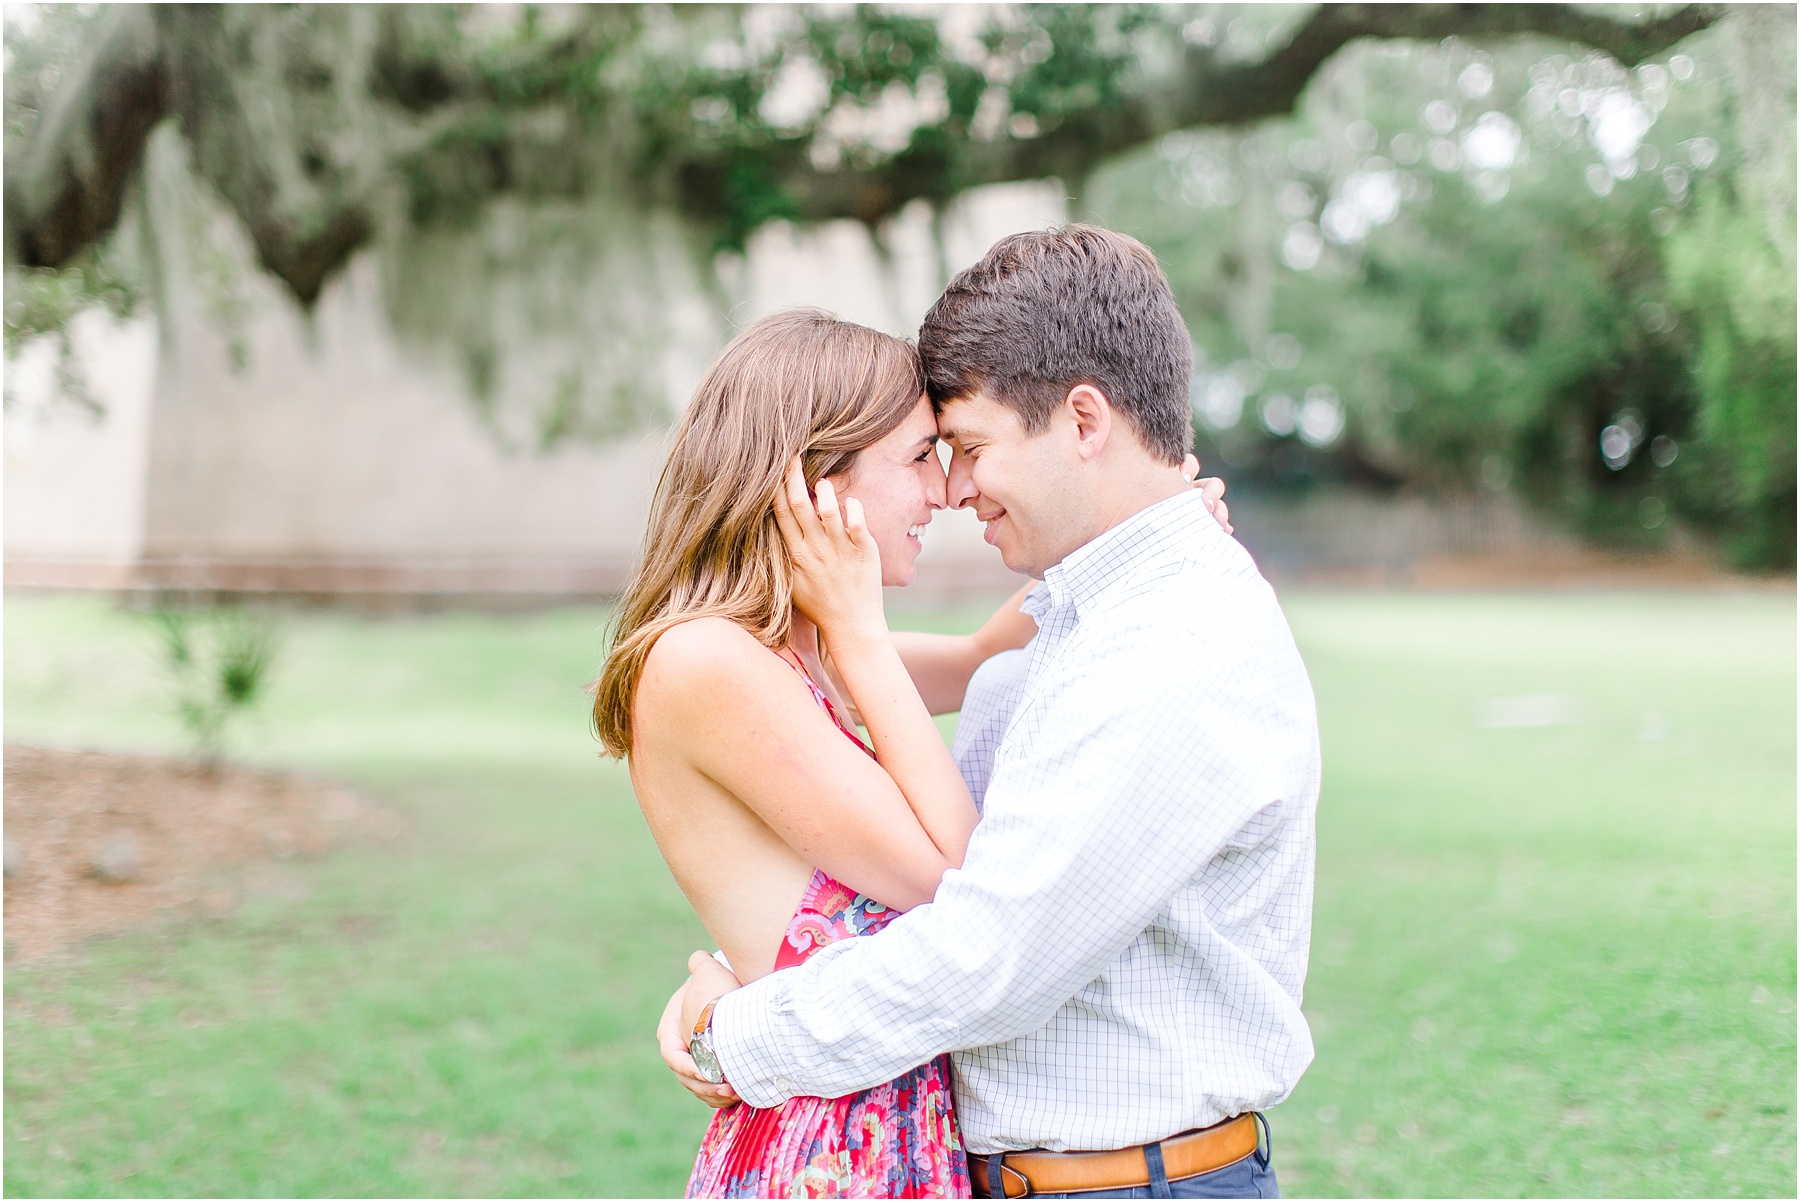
[638,617,789,712]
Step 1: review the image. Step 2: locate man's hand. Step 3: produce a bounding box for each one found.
[656,952,744,1109]
[1181,453,1233,534]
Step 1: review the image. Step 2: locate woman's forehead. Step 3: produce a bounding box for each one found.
[894,394,939,440]
[863,395,938,461]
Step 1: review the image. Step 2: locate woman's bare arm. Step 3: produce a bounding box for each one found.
[641,617,961,912]
[882,467,1226,715]
[776,466,980,868]
[888,583,1038,714]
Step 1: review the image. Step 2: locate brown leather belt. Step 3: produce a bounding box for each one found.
[971,1112,1261,1197]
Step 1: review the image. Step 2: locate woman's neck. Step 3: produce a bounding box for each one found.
[784,611,857,718]
[787,613,824,671]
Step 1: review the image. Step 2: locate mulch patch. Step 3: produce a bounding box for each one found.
[1278,545,1787,590]
[3,746,402,963]
[1405,546,1774,589]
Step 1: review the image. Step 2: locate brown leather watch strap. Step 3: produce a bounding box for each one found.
[971,1113,1260,1197]
[690,999,717,1044]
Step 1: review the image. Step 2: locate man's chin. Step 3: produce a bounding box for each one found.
[995,543,1040,579]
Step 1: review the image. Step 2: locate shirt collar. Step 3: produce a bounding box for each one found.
[1039,488,1216,615]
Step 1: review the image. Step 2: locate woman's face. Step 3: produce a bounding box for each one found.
[828,396,946,587]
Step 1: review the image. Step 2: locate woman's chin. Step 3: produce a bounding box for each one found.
[879,537,922,588]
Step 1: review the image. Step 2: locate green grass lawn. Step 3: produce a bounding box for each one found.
[4,588,1794,1197]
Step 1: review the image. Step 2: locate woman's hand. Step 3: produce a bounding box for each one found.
[776,464,979,870]
[1182,453,1233,534]
[773,458,886,645]
[657,954,743,1109]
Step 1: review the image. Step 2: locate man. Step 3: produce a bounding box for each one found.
[666,225,1320,1198]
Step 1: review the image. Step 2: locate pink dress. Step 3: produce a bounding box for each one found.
[686,656,971,1199]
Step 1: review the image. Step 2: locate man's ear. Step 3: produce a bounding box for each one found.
[1064,384,1113,462]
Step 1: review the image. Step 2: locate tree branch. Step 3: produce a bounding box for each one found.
[741,3,1725,228]
[155,5,381,307]
[5,6,167,269]
[6,2,1726,305]
[1183,3,1728,127]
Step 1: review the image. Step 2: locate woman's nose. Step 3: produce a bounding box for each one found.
[926,458,948,509]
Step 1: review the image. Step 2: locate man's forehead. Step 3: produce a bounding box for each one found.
[933,393,1015,441]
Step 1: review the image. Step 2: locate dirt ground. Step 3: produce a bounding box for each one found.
[3,747,402,963]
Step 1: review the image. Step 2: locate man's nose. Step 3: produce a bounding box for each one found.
[945,452,978,510]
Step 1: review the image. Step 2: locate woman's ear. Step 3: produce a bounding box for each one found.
[822,461,858,502]
[1064,384,1114,461]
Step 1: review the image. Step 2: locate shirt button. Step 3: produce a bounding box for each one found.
[776,1076,795,1094]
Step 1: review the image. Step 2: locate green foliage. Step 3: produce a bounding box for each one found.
[1094,29,1795,567]
[147,604,282,763]
[1663,184,1798,566]
[4,592,1794,1196]
[2,250,139,360]
[374,4,1195,251]
[4,10,146,412]
[2,247,140,418]
[3,5,141,397]
[0,3,111,146]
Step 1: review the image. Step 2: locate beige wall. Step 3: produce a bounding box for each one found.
[139,252,667,576]
[5,176,1061,600]
[5,311,157,577]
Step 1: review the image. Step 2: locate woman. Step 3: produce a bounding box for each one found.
[596,310,1228,1198]
[594,310,1025,1198]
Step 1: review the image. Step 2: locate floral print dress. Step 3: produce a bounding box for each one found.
[686,657,971,1199]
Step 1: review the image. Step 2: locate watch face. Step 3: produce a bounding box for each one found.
[690,1037,725,1085]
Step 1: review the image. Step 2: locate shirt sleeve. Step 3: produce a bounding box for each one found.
[711,625,1284,1107]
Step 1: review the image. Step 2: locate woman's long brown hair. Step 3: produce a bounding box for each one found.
[593,310,925,757]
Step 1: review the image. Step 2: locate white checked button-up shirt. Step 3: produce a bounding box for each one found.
[949,644,1028,815]
[714,488,1321,1153]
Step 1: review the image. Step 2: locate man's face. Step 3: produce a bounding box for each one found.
[936,391,1086,579]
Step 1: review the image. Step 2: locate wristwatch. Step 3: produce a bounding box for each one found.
[688,1000,724,1085]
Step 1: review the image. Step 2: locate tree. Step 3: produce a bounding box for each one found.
[1091,15,1793,566]
[14,4,1777,559]
[7,4,1720,304]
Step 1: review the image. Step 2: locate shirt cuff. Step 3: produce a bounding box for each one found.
[711,969,797,1110]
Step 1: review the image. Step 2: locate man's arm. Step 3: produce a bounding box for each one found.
[708,632,1280,1106]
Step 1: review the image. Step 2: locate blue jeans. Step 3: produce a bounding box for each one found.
[977,1117,1279,1200]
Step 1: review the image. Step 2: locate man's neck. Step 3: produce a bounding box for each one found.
[1084,463,1193,549]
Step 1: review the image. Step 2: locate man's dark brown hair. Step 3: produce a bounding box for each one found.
[918,224,1194,465]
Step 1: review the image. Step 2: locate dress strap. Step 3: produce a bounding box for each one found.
[773,648,875,757]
